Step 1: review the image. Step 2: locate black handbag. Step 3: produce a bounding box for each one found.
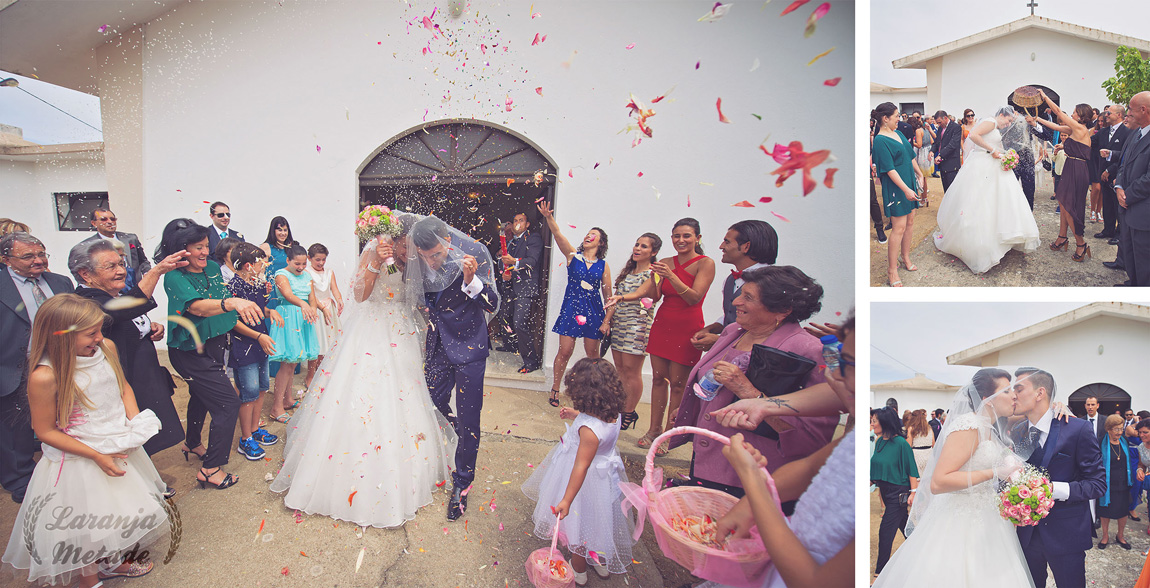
[741,344,817,441]
[599,330,612,356]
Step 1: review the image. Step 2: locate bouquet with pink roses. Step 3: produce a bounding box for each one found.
[355,205,404,274]
[999,149,1020,172]
[998,464,1054,526]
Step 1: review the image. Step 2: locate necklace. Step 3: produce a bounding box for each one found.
[1111,441,1124,462]
[186,269,211,295]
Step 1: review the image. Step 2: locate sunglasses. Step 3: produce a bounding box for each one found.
[95,216,117,222]
[965,114,975,118]
[215,212,231,218]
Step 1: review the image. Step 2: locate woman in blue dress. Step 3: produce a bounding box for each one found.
[538,202,613,407]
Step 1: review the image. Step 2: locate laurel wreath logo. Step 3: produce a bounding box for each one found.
[155,493,182,564]
[22,492,54,566]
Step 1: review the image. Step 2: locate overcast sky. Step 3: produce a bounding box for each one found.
[870,302,1086,386]
[0,69,102,145]
[871,0,1150,88]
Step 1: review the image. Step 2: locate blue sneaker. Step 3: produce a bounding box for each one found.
[252,428,279,446]
[236,437,265,460]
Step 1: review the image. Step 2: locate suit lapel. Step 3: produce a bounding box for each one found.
[1041,418,1061,470]
[0,266,31,325]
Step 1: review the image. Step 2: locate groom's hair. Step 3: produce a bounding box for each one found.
[412,216,449,250]
[934,110,948,121]
[729,220,778,264]
[1015,368,1056,401]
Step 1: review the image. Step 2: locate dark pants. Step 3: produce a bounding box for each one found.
[511,292,541,369]
[0,389,37,502]
[425,342,486,488]
[874,481,909,574]
[940,169,958,192]
[1015,164,1036,209]
[169,336,240,469]
[1122,222,1150,286]
[870,179,885,233]
[1023,528,1086,588]
[1101,183,1119,235]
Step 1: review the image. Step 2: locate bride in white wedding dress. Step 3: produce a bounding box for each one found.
[873,368,1035,588]
[270,225,457,528]
[933,107,1041,273]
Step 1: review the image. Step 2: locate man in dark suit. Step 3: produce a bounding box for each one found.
[0,232,74,503]
[206,201,244,263]
[928,409,943,439]
[413,216,499,521]
[1097,106,1131,242]
[1114,91,1150,287]
[1102,108,1140,276]
[931,110,962,191]
[1012,368,1105,588]
[498,212,544,373]
[897,114,914,146]
[70,207,151,288]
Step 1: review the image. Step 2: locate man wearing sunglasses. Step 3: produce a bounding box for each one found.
[69,207,150,289]
[207,201,245,264]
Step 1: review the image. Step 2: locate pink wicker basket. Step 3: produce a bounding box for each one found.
[619,426,780,588]
[525,512,575,588]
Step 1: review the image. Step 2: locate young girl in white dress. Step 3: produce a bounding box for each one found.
[3,294,169,587]
[304,242,342,390]
[522,358,636,584]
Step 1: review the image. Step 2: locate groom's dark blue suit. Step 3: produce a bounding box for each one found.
[1012,416,1105,588]
[424,238,498,489]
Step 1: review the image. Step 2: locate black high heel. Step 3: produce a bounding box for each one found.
[620,411,639,430]
[181,445,205,461]
[548,389,561,408]
[1049,236,1069,251]
[1072,243,1091,262]
[197,467,238,490]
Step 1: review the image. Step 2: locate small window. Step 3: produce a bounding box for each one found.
[54,192,109,231]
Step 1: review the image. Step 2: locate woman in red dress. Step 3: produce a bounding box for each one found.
[639,218,716,454]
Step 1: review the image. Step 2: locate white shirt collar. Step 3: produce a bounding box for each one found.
[98,232,117,240]
[1029,407,1054,435]
[734,262,770,288]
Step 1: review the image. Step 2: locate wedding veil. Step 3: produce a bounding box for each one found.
[409,214,501,315]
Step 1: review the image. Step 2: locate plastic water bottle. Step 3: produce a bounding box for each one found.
[693,355,750,401]
[821,335,841,371]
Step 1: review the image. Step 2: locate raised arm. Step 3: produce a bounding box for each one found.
[536,201,576,260]
[1040,90,1082,135]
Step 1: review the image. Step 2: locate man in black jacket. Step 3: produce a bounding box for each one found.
[931,110,962,191]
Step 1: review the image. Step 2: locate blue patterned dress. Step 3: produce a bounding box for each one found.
[551,254,606,339]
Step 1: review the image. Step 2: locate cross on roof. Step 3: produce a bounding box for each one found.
[1027,1,1038,16]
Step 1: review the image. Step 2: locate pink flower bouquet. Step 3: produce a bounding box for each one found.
[998,465,1054,526]
[355,205,404,274]
[999,149,1020,172]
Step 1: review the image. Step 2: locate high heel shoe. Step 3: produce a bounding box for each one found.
[181,444,205,461]
[620,411,639,430]
[1073,243,1091,262]
[1049,236,1069,251]
[197,467,238,490]
[548,388,561,408]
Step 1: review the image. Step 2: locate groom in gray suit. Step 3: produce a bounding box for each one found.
[1114,91,1150,286]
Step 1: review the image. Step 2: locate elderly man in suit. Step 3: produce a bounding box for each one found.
[1096,105,1131,243]
[1114,91,1150,287]
[207,201,244,263]
[0,232,74,503]
[931,110,962,192]
[70,207,150,288]
[498,211,544,373]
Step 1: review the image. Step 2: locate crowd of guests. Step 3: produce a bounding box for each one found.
[871,395,1150,577]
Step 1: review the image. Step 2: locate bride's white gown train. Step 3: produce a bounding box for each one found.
[270,268,457,528]
[872,413,1036,588]
[933,120,1040,273]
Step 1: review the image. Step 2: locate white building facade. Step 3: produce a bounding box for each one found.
[870,373,961,416]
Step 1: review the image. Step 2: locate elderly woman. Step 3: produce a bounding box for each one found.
[1100,413,1134,549]
[70,239,189,457]
[158,219,263,490]
[669,266,837,509]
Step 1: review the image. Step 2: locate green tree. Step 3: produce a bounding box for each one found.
[1102,46,1150,106]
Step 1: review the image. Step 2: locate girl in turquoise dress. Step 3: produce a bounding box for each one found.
[268,244,319,422]
[537,201,613,408]
[872,102,925,287]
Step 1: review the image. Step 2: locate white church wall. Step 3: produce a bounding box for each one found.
[86,0,854,389]
[991,315,1149,407]
[934,28,1121,122]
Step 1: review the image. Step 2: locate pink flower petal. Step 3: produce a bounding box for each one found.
[823,168,838,188]
[731,200,755,208]
[824,77,842,86]
[535,87,543,96]
[759,196,773,203]
[316,145,321,153]
[779,0,810,16]
[716,98,731,124]
[625,43,636,50]
[531,33,542,46]
[575,315,587,325]
[803,3,831,37]
[771,211,791,223]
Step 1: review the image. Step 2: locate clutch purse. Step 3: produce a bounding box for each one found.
[741,345,817,440]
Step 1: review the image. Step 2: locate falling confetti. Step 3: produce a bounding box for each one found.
[764,141,832,196]
[531,33,543,45]
[575,315,587,325]
[751,114,762,120]
[716,98,731,123]
[535,87,543,96]
[625,43,636,49]
[316,145,322,153]
[823,168,838,188]
[779,0,810,16]
[505,95,514,112]
[760,196,773,203]
[52,325,79,335]
[625,94,656,138]
[750,58,761,72]
[695,61,701,69]
[579,281,594,290]
[167,315,204,353]
[824,77,842,86]
[255,519,265,542]
[807,47,835,66]
[771,211,791,223]
[732,201,755,207]
[637,171,644,177]
[804,3,831,37]
[348,489,358,506]
[97,24,109,33]
[698,2,731,21]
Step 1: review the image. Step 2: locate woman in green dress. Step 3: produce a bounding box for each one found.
[872,102,925,287]
[870,405,919,577]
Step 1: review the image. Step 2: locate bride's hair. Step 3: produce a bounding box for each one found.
[871,102,897,135]
[970,367,1011,409]
[995,106,1017,119]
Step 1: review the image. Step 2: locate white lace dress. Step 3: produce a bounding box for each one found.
[270,268,458,528]
[306,266,341,355]
[933,119,1041,273]
[2,349,168,586]
[522,413,635,574]
[873,413,1036,587]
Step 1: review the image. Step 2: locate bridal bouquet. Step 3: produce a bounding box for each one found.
[998,465,1054,526]
[355,205,403,274]
[999,149,1020,172]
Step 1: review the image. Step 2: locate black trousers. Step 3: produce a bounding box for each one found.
[874,480,910,574]
[169,336,240,469]
[506,289,541,369]
[0,388,37,501]
[940,169,958,192]
[1015,162,1036,209]
[425,341,486,488]
[870,178,885,232]
[1101,182,1119,235]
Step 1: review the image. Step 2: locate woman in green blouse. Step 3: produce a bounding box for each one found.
[158,219,263,490]
[872,102,925,288]
[870,405,919,576]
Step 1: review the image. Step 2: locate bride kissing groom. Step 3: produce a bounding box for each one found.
[874,367,1105,588]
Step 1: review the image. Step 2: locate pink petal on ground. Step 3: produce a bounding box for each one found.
[779,0,810,16]
[716,98,731,123]
[824,77,842,86]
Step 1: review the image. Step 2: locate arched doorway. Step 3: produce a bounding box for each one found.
[357,120,555,380]
[1069,383,1130,419]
